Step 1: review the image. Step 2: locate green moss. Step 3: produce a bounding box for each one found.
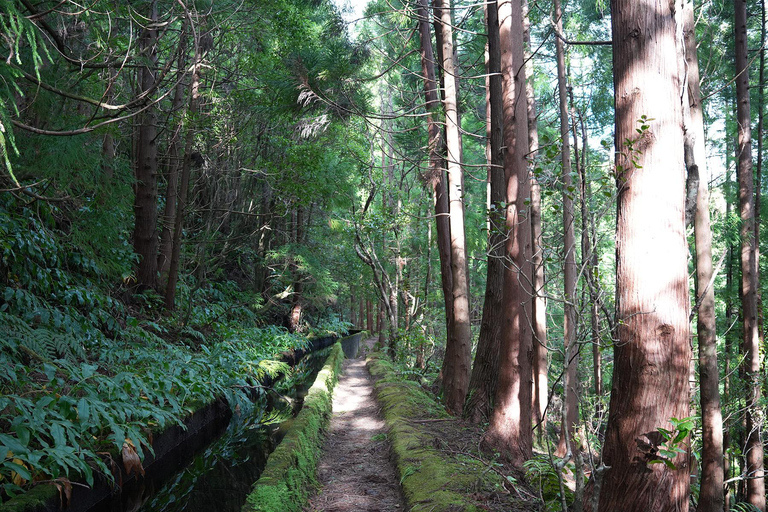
[0,483,57,512]
[366,353,504,512]
[243,342,344,512]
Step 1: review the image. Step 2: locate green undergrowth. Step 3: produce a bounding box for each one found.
[243,342,344,512]
[367,353,512,512]
[0,192,351,507]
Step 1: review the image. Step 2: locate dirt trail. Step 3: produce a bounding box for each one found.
[305,337,405,512]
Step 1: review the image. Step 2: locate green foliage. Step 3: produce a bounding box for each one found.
[648,417,694,470]
[523,455,574,512]
[732,503,763,512]
[0,197,325,502]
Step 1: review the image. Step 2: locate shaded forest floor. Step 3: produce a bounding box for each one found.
[306,338,540,512]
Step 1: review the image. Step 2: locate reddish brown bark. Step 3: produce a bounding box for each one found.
[434,0,472,415]
[483,0,533,467]
[523,0,548,441]
[553,0,578,459]
[734,0,765,507]
[465,0,504,424]
[682,2,724,510]
[598,1,691,510]
[133,2,160,291]
[416,0,453,365]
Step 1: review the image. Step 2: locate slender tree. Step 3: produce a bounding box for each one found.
[416,0,454,389]
[733,0,765,507]
[523,0,548,441]
[597,0,691,510]
[680,1,724,510]
[553,0,578,459]
[164,15,203,310]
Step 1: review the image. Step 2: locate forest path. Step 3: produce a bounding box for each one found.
[305,337,405,511]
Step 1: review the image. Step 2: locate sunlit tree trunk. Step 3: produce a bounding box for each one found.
[465,0,504,423]
[435,0,472,415]
[416,0,453,377]
[734,0,765,507]
[681,2,724,510]
[133,1,160,291]
[483,0,533,467]
[553,0,578,459]
[523,0,548,442]
[598,1,691,510]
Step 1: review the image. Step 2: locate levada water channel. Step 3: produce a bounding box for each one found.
[74,342,337,512]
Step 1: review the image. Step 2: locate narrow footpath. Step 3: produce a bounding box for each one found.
[305,337,405,511]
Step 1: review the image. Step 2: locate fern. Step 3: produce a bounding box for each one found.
[180,326,207,344]
[524,455,573,512]
[0,312,85,362]
[732,504,762,512]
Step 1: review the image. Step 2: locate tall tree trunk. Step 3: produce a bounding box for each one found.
[418,0,453,352]
[435,0,472,415]
[524,0,548,442]
[681,2,724,510]
[158,23,189,280]
[464,0,504,424]
[574,102,602,405]
[734,0,765,507]
[164,26,202,311]
[133,1,160,291]
[100,67,117,190]
[425,0,455,362]
[553,0,579,459]
[367,299,373,332]
[724,154,735,510]
[598,1,691,510]
[483,0,533,467]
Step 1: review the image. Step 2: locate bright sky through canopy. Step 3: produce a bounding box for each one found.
[333,0,368,25]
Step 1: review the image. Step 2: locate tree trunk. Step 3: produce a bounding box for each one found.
[483,0,533,467]
[598,1,691,510]
[553,0,579,459]
[724,154,735,510]
[435,0,472,415]
[164,23,202,311]
[133,1,160,291]
[574,102,602,406]
[523,0,548,442]
[158,23,189,280]
[681,2,724,510]
[464,0,504,424]
[734,0,765,507]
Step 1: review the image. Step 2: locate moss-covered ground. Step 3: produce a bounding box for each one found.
[367,353,538,512]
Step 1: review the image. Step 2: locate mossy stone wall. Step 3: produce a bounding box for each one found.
[242,342,344,512]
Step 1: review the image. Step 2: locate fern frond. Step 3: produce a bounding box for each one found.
[732,503,762,512]
[256,359,290,380]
